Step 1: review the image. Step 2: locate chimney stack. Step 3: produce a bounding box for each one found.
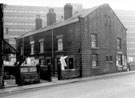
[35,15,42,30]
[47,8,56,26]
[64,3,73,20]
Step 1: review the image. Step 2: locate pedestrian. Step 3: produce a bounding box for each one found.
[127,63,131,71]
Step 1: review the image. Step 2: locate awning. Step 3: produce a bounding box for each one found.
[3,39,17,54]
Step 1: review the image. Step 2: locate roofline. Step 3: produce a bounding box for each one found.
[20,18,79,38]
[20,3,125,39]
[19,6,100,39]
[104,4,127,30]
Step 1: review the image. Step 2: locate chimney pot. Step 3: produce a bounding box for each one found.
[64,3,73,20]
[47,8,56,26]
[35,14,42,30]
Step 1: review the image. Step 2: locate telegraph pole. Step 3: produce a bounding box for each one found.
[0,3,4,88]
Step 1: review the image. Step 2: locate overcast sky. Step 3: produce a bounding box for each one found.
[1,0,135,10]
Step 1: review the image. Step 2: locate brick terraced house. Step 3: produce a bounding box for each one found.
[17,3,127,79]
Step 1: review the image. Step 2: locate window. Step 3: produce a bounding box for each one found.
[68,58,74,69]
[104,15,111,26]
[91,34,97,48]
[106,56,112,62]
[117,54,122,65]
[106,56,109,61]
[39,41,44,53]
[117,38,122,49]
[31,44,34,54]
[30,41,34,54]
[58,38,63,51]
[109,56,112,61]
[92,54,98,68]
[63,56,74,69]
[40,59,45,65]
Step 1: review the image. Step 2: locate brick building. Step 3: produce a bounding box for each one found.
[3,4,83,48]
[17,3,127,79]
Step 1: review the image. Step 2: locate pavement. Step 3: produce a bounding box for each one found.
[0,71,135,95]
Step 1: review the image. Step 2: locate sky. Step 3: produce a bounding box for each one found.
[1,0,135,10]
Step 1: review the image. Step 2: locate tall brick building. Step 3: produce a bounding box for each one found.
[17,3,127,79]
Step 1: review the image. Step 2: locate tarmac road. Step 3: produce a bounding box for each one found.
[1,72,135,98]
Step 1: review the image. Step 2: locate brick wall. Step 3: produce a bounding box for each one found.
[18,21,82,79]
[81,5,127,76]
[17,4,127,78]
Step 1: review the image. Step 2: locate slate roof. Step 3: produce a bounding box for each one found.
[20,3,126,38]
[19,4,102,38]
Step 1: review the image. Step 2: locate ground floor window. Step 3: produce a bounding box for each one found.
[40,59,45,65]
[92,54,98,68]
[58,55,75,70]
[117,54,122,65]
[68,58,74,69]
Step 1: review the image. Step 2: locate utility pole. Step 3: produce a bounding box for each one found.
[0,3,4,88]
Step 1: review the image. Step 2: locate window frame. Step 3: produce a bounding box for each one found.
[117,38,122,50]
[30,41,35,55]
[57,37,63,51]
[91,54,98,68]
[91,34,97,48]
[117,54,122,65]
[39,39,44,54]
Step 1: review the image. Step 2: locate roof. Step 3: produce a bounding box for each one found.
[3,39,17,54]
[20,4,101,38]
[20,3,126,38]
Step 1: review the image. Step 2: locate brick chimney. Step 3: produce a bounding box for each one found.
[47,8,56,26]
[64,3,73,20]
[35,15,42,30]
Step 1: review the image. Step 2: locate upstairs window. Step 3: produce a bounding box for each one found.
[39,39,44,53]
[104,15,111,26]
[91,34,97,48]
[30,41,34,55]
[58,38,63,51]
[40,42,44,53]
[117,38,122,49]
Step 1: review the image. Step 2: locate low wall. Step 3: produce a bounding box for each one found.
[19,66,40,85]
[61,69,80,79]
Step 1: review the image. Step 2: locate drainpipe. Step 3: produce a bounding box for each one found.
[52,29,54,59]
[78,16,83,78]
[51,29,54,75]
[0,3,4,88]
[23,37,24,56]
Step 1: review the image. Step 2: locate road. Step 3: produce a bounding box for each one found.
[1,72,135,98]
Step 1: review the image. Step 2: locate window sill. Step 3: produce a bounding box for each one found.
[106,61,113,63]
[91,47,100,50]
[64,69,76,71]
[39,52,44,54]
[117,49,122,51]
[92,66,99,69]
[30,53,34,55]
[56,50,63,52]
